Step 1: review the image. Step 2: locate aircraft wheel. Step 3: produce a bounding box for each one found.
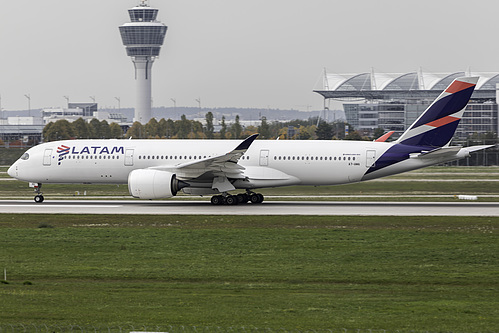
[225,195,238,205]
[250,193,263,204]
[236,193,248,204]
[34,195,44,203]
[211,195,223,205]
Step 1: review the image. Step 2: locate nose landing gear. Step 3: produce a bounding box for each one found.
[32,183,44,203]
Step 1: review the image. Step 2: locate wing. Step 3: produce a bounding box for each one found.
[152,134,259,181]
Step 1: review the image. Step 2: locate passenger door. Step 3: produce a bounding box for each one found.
[366,150,376,168]
[125,149,134,166]
[259,149,269,166]
[43,149,52,166]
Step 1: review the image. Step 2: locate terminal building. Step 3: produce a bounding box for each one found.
[314,70,499,143]
[0,103,128,146]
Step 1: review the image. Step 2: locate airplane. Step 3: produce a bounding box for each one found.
[8,76,495,205]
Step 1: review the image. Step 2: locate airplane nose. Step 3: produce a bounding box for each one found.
[7,164,16,178]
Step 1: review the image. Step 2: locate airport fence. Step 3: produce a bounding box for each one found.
[0,325,488,333]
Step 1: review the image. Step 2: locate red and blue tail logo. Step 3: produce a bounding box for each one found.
[396,77,478,148]
[365,77,478,175]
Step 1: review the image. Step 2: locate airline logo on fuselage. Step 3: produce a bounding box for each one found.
[57,145,125,165]
[69,146,125,155]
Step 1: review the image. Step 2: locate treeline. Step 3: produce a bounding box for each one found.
[43,118,123,141]
[41,112,369,142]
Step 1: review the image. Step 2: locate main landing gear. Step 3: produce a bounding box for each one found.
[210,191,264,205]
[33,183,44,203]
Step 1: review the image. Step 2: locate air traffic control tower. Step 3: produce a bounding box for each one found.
[119,0,167,124]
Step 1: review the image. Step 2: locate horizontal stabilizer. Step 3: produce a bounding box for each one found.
[411,146,462,159]
[463,145,496,153]
[411,145,496,160]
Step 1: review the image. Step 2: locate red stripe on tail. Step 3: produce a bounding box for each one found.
[445,80,475,94]
[426,116,460,128]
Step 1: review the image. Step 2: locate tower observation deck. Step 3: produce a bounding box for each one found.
[119,0,167,124]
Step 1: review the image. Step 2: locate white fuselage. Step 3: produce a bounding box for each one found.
[8,139,452,191]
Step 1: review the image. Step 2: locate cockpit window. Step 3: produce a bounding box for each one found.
[21,153,30,160]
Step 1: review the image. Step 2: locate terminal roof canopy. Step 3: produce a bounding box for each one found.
[316,70,499,101]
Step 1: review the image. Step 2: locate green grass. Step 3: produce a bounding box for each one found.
[0,214,498,332]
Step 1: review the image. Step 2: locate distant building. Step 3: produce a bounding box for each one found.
[0,104,128,145]
[42,106,128,125]
[68,103,97,117]
[314,70,499,143]
[0,116,44,145]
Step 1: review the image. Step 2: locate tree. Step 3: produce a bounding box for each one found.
[204,112,214,139]
[126,122,144,139]
[220,116,227,139]
[191,120,205,138]
[88,119,101,138]
[373,127,385,141]
[316,121,333,140]
[100,120,111,139]
[72,118,90,139]
[258,116,270,139]
[109,122,123,139]
[345,130,363,140]
[298,125,312,140]
[145,118,159,138]
[43,120,74,141]
[242,125,258,138]
[177,114,191,139]
[158,118,168,138]
[230,115,243,139]
[165,119,175,138]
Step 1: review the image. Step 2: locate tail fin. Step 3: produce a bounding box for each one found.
[396,76,478,148]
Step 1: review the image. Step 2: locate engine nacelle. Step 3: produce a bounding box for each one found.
[128,169,188,199]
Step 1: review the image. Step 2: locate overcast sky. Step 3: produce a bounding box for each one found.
[0,0,498,112]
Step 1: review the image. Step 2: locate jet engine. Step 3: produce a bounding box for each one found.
[128,169,189,199]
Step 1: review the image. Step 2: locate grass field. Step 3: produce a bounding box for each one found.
[0,214,497,332]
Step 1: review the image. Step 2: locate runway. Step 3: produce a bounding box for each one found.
[1,199,499,216]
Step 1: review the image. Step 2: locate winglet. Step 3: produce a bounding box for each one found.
[234,133,259,151]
